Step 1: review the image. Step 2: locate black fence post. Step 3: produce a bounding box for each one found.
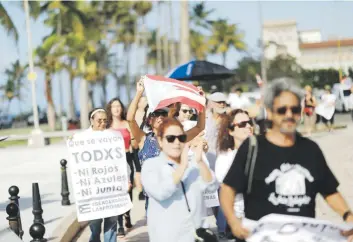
[32,183,44,224]
[6,203,20,236]
[8,185,23,239]
[29,223,47,242]
[60,159,71,206]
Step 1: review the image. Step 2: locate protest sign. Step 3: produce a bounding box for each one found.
[203,189,219,208]
[67,130,133,222]
[244,214,352,242]
[315,94,336,120]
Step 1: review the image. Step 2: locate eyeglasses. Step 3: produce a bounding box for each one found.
[215,101,226,105]
[229,120,253,130]
[275,106,301,115]
[181,109,193,114]
[164,134,187,143]
[97,119,107,124]
[151,111,168,118]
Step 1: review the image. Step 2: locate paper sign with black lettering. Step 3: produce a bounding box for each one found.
[203,189,219,208]
[67,130,133,222]
[243,214,353,242]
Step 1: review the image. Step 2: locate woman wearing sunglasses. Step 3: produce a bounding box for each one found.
[177,104,194,122]
[214,109,253,239]
[141,118,217,242]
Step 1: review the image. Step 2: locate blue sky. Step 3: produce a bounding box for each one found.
[1,1,353,116]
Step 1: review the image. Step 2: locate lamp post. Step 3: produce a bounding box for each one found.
[258,1,267,84]
[24,0,44,147]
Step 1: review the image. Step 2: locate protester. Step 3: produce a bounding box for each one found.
[204,92,227,235]
[302,85,317,136]
[106,98,140,237]
[141,118,217,242]
[215,109,254,239]
[316,85,336,132]
[227,87,250,110]
[87,108,125,242]
[127,79,206,212]
[220,77,353,241]
[350,86,353,121]
[177,104,194,123]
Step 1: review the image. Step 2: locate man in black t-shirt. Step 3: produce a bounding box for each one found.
[220,78,353,241]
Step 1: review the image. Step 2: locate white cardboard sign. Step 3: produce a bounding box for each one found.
[67,130,133,222]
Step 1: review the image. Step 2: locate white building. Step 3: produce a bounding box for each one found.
[263,20,353,73]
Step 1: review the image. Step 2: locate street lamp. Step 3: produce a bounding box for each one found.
[24,0,44,147]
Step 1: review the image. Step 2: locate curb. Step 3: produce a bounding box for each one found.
[51,211,88,242]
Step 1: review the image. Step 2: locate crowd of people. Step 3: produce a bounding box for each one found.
[83,77,353,242]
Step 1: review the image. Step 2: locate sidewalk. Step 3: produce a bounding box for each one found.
[0,143,76,242]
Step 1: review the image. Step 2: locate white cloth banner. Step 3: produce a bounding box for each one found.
[67,130,133,222]
[243,214,353,242]
[315,94,336,120]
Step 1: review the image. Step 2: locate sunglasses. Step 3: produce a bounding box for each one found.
[216,101,226,105]
[164,134,187,143]
[275,106,301,115]
[151,111,168,118]
[181,109,193,114]
[229,120,253,130]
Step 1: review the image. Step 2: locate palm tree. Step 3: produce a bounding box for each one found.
[209,19,246,65]
[0,1,40,42]
[34,34,65,131]
[189,2,214,60]
[1,60,26,113]
[133,1,153,74]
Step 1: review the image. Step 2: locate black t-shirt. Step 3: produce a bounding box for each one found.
[223,134,339,220]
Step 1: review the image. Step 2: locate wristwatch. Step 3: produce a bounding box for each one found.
[343,210,352,221]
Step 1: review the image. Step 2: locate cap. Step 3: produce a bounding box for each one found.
[207,92,227,102]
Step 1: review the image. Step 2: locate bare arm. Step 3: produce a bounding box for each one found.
[127,80,146,144]
[220,184,249,239]
[325,192,351,218]
[186,110,205,142]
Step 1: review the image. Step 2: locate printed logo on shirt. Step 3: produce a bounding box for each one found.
[265,163,314,212]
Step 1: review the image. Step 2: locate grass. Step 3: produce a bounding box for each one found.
[0,124,64,148]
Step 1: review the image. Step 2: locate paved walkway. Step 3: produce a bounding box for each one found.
[0,143,75,242]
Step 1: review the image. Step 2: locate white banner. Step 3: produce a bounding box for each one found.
[244,214,353,242]
[67,130,133,222]
[203,190,219,208]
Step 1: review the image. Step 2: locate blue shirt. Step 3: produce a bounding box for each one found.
[141,152,218,242]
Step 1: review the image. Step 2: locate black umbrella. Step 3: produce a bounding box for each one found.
[166,60,235,81]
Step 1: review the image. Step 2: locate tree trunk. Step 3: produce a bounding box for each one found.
[88,84,94,111]
[125,45,132,102]
[180,0,190,64]
[101,77,107,106]
[222,52,227,66]
[79,57,90,129]
[6,99,12,113]
[45,72,56,131]
[142,17,149,74]
[67,67,76,120]
[156,4,162,74]
[168,1,177,69]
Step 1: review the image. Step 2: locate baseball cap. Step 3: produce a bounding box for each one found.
[207,92,227,102]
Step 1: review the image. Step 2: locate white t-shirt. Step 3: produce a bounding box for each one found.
[215,149,244,218]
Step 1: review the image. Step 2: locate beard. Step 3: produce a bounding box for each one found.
[213,107,226,114]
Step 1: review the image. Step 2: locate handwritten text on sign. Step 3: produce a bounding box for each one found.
[67,130,132,222]
[245,214,352,242]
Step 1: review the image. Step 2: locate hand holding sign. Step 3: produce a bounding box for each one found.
[230,218,250,240]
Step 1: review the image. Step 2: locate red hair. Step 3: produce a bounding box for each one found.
[157,117,185,138]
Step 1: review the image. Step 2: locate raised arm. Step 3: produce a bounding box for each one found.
[186,110,205,142]
[127,79,146,144]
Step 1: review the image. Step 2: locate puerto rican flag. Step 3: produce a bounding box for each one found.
[142,75,206,113]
